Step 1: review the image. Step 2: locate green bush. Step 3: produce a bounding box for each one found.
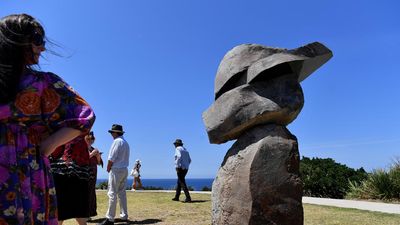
[96,181,108,190]
[300,157,367,199]
[346,159,400,201]
[142,186,164,190]
[201,186,211,191]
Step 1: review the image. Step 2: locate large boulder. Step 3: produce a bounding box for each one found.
[214,44,285,99]
[212,124,303,225]
[214,42,332,99]
[203,74,304,144]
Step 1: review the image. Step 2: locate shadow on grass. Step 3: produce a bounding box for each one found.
[183,200,209,203]
[88,218,162,224]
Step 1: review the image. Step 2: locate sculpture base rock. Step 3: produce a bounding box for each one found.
[212,124,303,225]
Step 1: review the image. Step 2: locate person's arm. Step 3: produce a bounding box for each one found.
[107,139,120,172]
[107,160,113,173]
[41,73,95,150]
[175,148,182,169]
[40,127,82,156]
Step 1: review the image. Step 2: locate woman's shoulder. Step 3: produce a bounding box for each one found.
[21,70,64,86]
[38,71,65,83]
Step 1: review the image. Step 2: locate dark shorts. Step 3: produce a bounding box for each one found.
[53,174,90,220]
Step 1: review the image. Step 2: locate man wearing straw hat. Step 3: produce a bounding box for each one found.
[100,124,130,225]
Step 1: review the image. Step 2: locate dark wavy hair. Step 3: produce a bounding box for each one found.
[0,14,45,103]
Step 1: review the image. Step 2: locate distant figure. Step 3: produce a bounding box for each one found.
[86,131,103,220]
[100,124,130,225]
[131,159,143,191]
[0,14,95,224]
[172,139,192,203]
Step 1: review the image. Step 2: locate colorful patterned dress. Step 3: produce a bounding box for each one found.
[0,70,95,225]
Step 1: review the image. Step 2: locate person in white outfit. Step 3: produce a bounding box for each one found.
[100,124,130,225]
[130,159,143,191]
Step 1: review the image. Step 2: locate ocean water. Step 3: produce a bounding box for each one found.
[96,178,214,191]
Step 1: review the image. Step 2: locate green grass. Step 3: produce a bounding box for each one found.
[61,191,400,225]
[303,204,400,225]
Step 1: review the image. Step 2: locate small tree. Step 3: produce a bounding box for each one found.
[300,156,367,199]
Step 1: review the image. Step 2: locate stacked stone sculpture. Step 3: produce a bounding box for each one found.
[202,42,332,225]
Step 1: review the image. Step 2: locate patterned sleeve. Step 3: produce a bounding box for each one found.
[41,72,95,134]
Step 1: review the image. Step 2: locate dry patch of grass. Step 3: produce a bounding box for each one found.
[61,192,400,225]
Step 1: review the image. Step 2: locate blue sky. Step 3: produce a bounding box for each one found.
[2,1,399,179]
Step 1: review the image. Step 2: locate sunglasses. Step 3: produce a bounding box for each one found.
[32,32,45,46]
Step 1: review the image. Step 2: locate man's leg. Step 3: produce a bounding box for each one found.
[105,171,117,221]
[173,169,182,200]
[117,168,128,220]
[179,169,191,201]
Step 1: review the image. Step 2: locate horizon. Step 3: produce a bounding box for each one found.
[2,0,399,179]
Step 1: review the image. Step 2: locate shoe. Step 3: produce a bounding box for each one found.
[172,197,179,201]
[131,188,136,191]
[115,217,129,222]
[97,219,114,225]
[184,198,192,203]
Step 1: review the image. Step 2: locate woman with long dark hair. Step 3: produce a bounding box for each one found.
[85,131,103,220]
[0,14,95,224]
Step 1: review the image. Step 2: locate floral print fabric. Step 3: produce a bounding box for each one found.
[0,71,95,224]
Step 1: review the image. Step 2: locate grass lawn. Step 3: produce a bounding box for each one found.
[61,191,400,225]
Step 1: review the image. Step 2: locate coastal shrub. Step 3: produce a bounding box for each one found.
[142,186,164,190]
[201,186,211,191]
[346,159,400,201]
[389,159,400,198]
[172,185,194,191]
[300,156,367,199]
[96,181,108,190]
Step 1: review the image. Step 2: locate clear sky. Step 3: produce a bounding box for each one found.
[2,0,399,179]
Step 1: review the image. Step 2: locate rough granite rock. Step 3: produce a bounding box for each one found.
[204,42,332,225]
[212,124,303,225]
[203,74,304,144]
[214,42,332,99]
[214,44,285,99]
[247,42,333,84]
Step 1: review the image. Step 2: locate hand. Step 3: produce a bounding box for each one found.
[90,148,100,158]
[107,160,113,173]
